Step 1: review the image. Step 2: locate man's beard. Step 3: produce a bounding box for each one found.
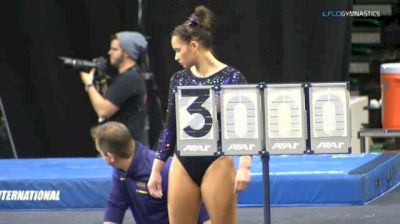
[111,55,123,69]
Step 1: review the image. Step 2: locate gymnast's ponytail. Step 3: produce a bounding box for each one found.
[172,5,214,49]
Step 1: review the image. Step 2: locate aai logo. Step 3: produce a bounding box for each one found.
[182,145,210,152]
[271,142,300,150]
[317,142,344,149]
[227,144,255,151]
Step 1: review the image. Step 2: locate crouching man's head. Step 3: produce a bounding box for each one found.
[90,121,135,168]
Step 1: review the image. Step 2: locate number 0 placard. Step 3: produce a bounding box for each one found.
[309,83,351,154]
[220,85,263,155]
[264,84,307,154]
[176,86,218,156]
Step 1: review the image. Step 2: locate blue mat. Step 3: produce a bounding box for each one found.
[235,153,400,207]
[0,158,112,210]
[0,153,399,210]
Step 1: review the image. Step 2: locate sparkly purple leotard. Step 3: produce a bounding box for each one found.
[155,66,247,186]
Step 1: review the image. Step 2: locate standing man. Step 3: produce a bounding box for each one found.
[90,121,210,224]
[81,31,148,145]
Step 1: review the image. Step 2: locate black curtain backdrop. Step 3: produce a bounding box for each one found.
[0,0,352,157]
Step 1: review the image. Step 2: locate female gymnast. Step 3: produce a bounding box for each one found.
[147,5,252,224]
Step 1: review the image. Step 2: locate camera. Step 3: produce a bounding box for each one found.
[59,56,109,80]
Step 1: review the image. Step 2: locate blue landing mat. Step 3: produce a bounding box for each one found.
[235,153,400,207]
[0,153,399,210]
[0,158,112,210]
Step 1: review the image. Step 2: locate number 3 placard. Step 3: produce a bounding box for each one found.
[176,86,218,156]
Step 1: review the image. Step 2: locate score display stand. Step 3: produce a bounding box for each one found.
[175,82,351,224]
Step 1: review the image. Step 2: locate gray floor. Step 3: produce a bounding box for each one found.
[0,185,399,224]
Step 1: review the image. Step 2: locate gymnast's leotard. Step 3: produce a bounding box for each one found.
[155,66,247,186]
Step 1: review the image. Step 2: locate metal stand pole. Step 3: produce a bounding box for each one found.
[261,152,271,224]
[0,97,18,158]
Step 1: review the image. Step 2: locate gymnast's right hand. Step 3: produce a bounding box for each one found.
[148,171,163,198]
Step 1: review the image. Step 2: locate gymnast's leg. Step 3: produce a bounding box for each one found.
[168,155,202,224]
[201,156,237,224]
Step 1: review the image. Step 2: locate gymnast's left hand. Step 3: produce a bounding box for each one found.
[234,167,250,193]
[148,170,163,198]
